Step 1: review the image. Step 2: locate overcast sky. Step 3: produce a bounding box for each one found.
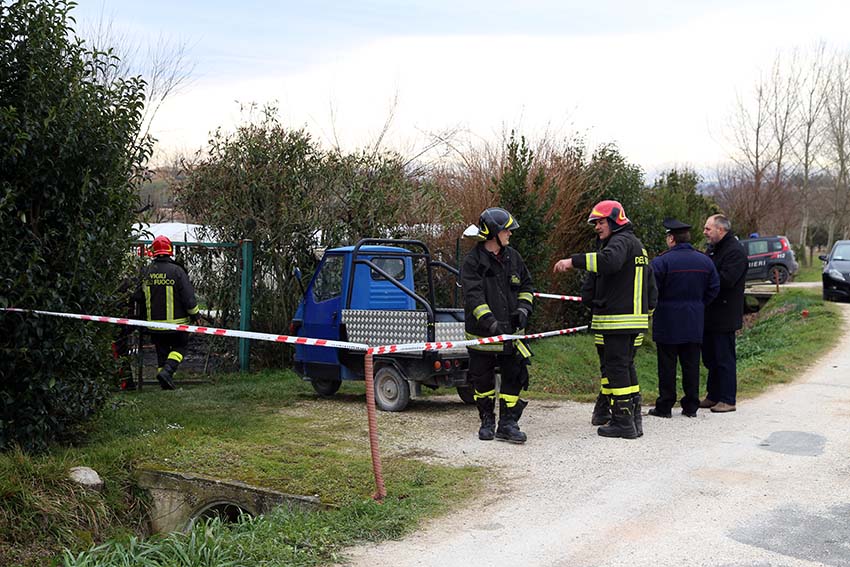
[73,0,850,181]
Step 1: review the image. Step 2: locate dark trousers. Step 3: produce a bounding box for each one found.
[150,331,189,369]
[601,334,639,393]
[702,331,737,405]
[655,342,701,413]
[468,350,524,398]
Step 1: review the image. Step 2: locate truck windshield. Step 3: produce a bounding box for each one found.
[313,255,344,303]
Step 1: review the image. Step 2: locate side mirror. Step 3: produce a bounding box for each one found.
[819,255,828,262]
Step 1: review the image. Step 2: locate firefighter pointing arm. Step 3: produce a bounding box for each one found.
[554,200,654,439]
[461,207,534,444]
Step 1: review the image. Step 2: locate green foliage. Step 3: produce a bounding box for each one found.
[177,105,448,366]
[0,0,150,451]
[493,132,556,293]
[642,169,719,255]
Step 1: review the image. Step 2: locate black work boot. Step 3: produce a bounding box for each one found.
[591,392,611,426]
[476,397,496,441]
[156,360,178,390]
[496,399,527,444]
[632,393,643,437]
[597,396,638,439]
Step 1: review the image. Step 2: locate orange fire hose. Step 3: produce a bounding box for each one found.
[364,350,386,501]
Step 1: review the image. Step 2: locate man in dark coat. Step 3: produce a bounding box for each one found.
[700,214,748,413]
[648,218,719,418]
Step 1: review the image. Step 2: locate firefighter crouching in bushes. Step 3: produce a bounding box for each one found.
[133,235,200,390]
[554,200,656,439]
[462,207,534,444]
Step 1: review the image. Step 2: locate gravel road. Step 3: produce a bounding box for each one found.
[343,302,850,567]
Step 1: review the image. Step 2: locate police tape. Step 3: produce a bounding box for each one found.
[1,307,588,354]
[0,308,371,351]
[534,292,583,302]
[370,325,589,354]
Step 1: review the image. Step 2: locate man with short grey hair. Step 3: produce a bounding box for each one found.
[700,214,747,413]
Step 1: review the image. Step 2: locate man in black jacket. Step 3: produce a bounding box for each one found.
[133,235,200,390]
[700,214,747,413]
[554,200,656,439]
[462,207,534,444]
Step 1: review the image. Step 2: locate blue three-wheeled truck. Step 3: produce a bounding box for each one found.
[290,239,474,411]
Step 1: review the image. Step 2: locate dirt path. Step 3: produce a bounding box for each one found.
[342,302,850,567]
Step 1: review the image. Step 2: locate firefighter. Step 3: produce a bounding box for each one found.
[582,271,646,428]
[554,200,656,439]
[133,235,200,390]
[462,207,534,444]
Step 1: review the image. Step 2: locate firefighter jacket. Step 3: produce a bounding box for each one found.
[461,243,534,357]
[571,226,656,334]
[133,256,199,330]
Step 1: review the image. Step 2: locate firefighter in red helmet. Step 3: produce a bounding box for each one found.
[554,200,656,439]
[462,207,535,443]
[133,235,200,389]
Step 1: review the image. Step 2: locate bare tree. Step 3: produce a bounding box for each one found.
[792,43,830,262]
[824,49,850,247]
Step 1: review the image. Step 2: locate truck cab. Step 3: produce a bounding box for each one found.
[291,239,471,411]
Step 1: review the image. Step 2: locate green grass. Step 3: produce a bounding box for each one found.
[793,262,823,283]
[1,287,841,566]
[0,372,482,566]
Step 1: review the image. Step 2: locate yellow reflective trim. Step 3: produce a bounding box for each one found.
[633,334,644,347]
[499,393,520,407]
[594,333,604,345]
[609,385,640,396]
[586,252,598,273]
[518,292,534,303]
[601,385,612,395]
[144,285,152,321]
[187,305,199,315]
[167,351,183,363]
[505,214,515,228]
[516,340,531,359]
[166,286,174,322]
[600,377,609,385]
[634,265,644,314]
[473,304,492,320]
[474,389,496,400]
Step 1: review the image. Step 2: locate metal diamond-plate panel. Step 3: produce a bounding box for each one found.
[342,310,427,346]
[342,310,467,348]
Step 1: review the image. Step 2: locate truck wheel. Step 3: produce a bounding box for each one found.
[769,265,789,285]
[374,366,410,412]
[456,385,476,405]
[311,377,341,398]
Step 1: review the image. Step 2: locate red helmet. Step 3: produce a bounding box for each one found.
[588,200,629,227]
[151,235,173,256]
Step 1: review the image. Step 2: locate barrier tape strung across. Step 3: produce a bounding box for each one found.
[533,292,583,302]
[0,308,370,351]
[370,325,589,354]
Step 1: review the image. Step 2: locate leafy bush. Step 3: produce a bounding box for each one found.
[0,0,150,451]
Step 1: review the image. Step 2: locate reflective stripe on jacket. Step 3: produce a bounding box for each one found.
[133,257,199,330]
[572,226,655,334]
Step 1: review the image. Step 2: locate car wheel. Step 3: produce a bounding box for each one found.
[456,385,476,405]
[769,265,789,285]
[311,377,341,397]
[374,366,410,412]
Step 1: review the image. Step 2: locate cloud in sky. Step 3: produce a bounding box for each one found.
[74,0,850,178]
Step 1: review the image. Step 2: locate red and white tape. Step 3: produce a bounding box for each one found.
[0,308,370,351]
[369,325,588,354]
[534,292,583,302]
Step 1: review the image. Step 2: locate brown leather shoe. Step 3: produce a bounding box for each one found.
[699,398,717,409]
[710,402,736,413]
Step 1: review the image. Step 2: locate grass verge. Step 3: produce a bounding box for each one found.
[0,288,841,566]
